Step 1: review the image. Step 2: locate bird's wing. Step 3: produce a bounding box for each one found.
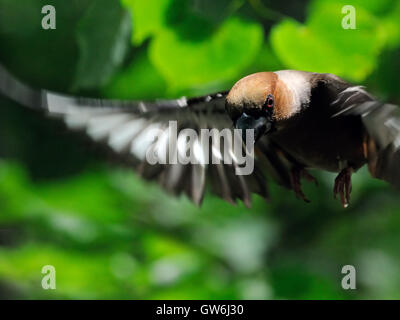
[0,65,294,206]
[312,72,400,188]
[310,72,375,111]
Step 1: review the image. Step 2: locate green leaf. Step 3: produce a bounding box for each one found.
[103,48,167,100]
[74,0,131,90]
[271,1,386,82]
[149,16,263,91]
[381,1,400,48]
[309,0,396,16]
[121,0,173,45]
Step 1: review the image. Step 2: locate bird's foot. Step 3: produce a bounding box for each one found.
[290,167,318,203]
[333,167,353,208]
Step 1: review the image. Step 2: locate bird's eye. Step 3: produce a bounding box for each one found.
[264,94,274,108]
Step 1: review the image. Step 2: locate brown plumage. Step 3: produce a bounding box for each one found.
[226,72,294,120]
[1,64,399,208]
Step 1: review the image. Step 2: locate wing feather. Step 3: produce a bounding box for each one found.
[0,64,297,205]
[314,73,400,188]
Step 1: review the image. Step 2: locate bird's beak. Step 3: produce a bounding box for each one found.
[235,112,272,143]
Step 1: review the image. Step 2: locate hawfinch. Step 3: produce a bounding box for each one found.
[1,65,399,208]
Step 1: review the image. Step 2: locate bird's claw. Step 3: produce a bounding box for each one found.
[333,168,353,208]
[291,167,318,203]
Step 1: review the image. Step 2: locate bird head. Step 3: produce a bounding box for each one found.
[225,71,296,143]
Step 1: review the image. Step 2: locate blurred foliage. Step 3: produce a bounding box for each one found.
[0,0,400,299]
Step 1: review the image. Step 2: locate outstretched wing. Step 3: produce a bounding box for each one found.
[0,65,294,206]
[312,72,400,188]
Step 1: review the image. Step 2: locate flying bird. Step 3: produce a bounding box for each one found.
[1,65,399,208]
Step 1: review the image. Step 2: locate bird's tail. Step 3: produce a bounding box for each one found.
[0,64,44,110]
